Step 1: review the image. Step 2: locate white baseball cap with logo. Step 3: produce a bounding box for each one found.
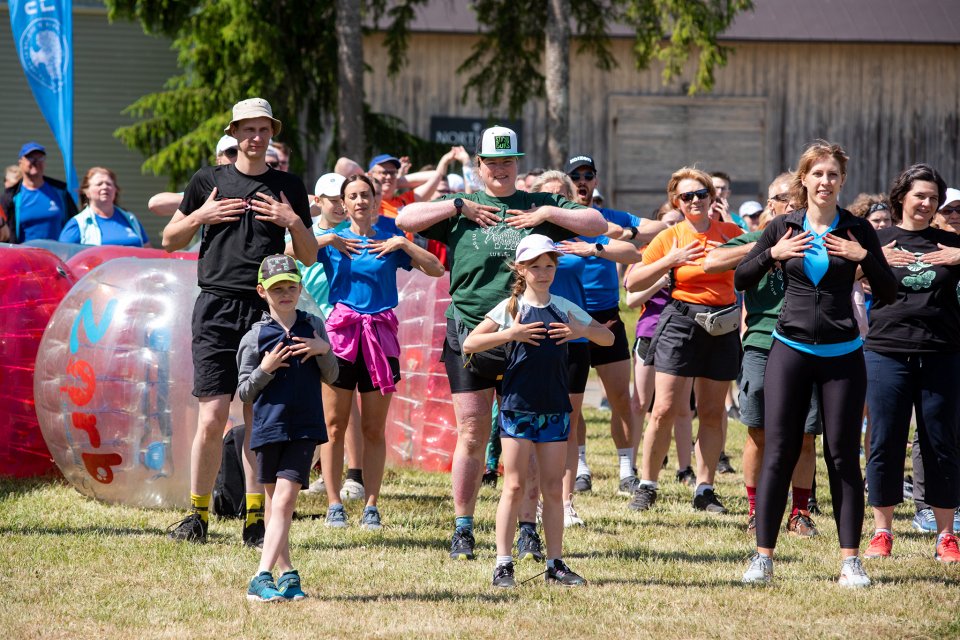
[315,172,346,198]
[477,125,524,158]
[939,187,960,210]
[515,233,561,262]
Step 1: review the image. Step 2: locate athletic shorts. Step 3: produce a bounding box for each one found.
[567,342,591,394]
[192,291,267,398]
[441,318,502,394]
[588,307,631,366]
[633,335,653,361]
[738,346,822,434]
[645,302,741,381]
[255,439,317,488]
[333,348,401,393]
[499,410,571,443]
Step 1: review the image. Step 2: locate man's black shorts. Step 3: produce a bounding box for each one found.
[192,291,267,398]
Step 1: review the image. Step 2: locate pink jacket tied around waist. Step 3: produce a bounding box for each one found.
[325,303,400,394]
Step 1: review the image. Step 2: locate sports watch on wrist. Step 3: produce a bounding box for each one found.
[626,225,639,240]
[454,197,464,216]
[594,242,605,257]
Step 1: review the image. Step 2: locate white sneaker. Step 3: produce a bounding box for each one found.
[340,479,365,501]
[742,553,773,584]
[838,556,870,588]
[306,477,326,494]
[564,501,585,528]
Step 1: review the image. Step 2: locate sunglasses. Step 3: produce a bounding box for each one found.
[678,188,711,203]
[569,171,596,182]
[267,161,280,169]
[223,148,238,159]
[24,154,46,165]
[769,193,790,203]
[940,206,960,215]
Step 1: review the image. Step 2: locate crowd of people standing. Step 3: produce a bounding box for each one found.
[6,97,960,598]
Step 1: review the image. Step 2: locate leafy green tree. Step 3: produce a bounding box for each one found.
[461,0,753,166]
[106,0,440,187]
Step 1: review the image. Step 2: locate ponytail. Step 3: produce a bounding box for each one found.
[506,264,526,318]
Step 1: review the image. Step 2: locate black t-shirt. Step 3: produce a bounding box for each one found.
[180,165,311,299]
[865,226,960,353]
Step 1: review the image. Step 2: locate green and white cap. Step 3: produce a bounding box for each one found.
[476,125,524,158]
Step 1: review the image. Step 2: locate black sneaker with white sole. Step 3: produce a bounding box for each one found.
[628,485,657,511]
[545,560,586,586]
[517,528,545,562]
[242,520,265,549]
[167,512,207,543]
[618,475,639,496]
[450,527,476,560]
[717,452,736,475]
[492,562,516,588]
[574,474,592,493]
[693,488,727,514]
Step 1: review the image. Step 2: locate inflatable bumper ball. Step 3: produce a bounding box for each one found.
[34,259,200,508]
[66,245,198,279]
[0,246,75,477]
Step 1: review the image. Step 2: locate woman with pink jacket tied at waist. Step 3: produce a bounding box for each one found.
[316,174,444,530]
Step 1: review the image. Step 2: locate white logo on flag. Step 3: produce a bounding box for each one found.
[19,18,68,91]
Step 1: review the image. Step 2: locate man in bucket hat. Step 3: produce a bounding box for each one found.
[162,98,317,548]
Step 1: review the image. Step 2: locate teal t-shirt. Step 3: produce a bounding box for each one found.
[298,219,350,317]
[420,190,585,328]
[724,230,783,351]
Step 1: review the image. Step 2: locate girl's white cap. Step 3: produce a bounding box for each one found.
[515,234,560,262]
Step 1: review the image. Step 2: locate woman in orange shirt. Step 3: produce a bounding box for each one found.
[625,167,742,514]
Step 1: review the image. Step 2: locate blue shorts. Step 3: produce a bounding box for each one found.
[499,410,571,443]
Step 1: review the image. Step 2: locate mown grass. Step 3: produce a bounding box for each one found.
[2,409,958,639]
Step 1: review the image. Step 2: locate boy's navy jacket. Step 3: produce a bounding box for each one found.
[237,310,339,450]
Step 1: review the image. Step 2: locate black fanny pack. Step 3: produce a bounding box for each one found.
[451,303,513,381]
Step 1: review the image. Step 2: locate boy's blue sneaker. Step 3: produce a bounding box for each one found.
[247,572,285,602]
[912,508,937,533]
[277,570,308,601]
[325,505,348,529]
[361,506,382,531]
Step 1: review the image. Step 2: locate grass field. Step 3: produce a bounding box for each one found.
[2,409,959,639]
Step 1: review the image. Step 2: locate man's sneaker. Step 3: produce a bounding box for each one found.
[935,533,960,563]
[864,531,893,559]
[361,506,383,531]
[247,572,285,602]
[277,570,308,600]
[340,479,365,501]
[574,474,592,493]
[903,475,914,501]
[912,508,937,533]
[564,501,585,528]
[746,513,756,536]
[742,553,773,584]
[954,508,960,533]
[675,466,696,487]
[717,452,736,475]
[449,527,476,560]
[492,562,516,588]
[787,512,819,537]
[807,495,822,515]
[618,475,639,496]
[306,476,326,494]
[693,488,727,514]
[325,505,348,529]
[517,528,545,562]
[242,520,265,549]
[628,485,658,512]
[167,512,207,543]
[545,560,586,586]
[838,556,871,588]
[481,468,498,488]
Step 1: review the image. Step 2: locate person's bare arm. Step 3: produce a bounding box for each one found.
[505,206,606,237]
[625,239,704,291]
[397,198,501,233]
[148,192,184,217]
[625,273,669,308]
[703,242,754,274]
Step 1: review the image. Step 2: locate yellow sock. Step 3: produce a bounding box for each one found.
[191,493,211,524]
[246,493,265,527]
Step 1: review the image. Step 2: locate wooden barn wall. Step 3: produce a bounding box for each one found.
[364,33,960,214]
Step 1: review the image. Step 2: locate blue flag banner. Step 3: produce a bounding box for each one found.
[8,0,77,195]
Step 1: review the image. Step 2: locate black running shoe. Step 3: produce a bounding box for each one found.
[517,528,545,562]
[717,452,736,475]
[574,474,592,493]
[242,520,265,549]
[481,469,499,488]
[167,512,207,543]
[628,485,657,512]
[545,560,586,586]
[675,466,696,487]
[807,495,822,515]
[492,562,516,588]
[693,488,727,514]
[449,527,476,560]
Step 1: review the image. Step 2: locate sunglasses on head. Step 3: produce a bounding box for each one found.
[569,171,595,182]
[769,193,790,203]
[223,148,238,159]
[678,188,711,203]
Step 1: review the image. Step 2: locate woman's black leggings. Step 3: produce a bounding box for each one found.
[756,341,866,550]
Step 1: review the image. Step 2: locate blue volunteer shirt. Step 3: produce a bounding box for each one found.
[551,254,588,344]
[317,227,413,314]
[578,207,639,311]
[59,211,149,246]
[16,182,67,242]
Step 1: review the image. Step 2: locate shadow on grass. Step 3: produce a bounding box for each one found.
[591,576,743,588]
[565,547,749,563]
[298,534,451,553]
[328,588,516,604]
[0,475,66,501]
[0,523,174,538]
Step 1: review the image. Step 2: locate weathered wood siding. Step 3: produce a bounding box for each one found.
[364,33,960,215]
